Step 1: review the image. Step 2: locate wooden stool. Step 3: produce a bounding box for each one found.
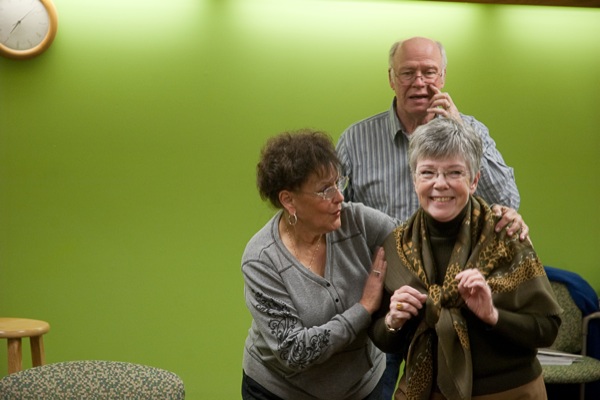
[0,318,50,374]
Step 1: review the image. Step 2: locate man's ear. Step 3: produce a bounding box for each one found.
[388,68,395,90]
[439,67,447,89]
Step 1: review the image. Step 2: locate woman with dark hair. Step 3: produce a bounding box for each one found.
[241,129,396,400]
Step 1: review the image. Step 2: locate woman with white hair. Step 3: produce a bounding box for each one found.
[370,118,561,400]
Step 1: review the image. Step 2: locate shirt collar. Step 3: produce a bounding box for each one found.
[388,98,406,140]
[389,97,443,141]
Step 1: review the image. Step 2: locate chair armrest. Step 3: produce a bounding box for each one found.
[582,311,600,355]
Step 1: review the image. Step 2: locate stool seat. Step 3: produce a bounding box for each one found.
[0,318,50,374]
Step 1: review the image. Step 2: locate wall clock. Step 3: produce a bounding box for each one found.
[0,0,58,60]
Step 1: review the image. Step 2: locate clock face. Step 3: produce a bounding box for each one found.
[0,0,58,58]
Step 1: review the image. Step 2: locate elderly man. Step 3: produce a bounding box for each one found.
[336,36,524,399]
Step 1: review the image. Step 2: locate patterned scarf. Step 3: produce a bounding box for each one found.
[384,196,561,400]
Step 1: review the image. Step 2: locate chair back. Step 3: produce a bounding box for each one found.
[550,281,583,354]
[0,360,185,399]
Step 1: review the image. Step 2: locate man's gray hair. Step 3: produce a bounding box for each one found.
[388,38,447,70]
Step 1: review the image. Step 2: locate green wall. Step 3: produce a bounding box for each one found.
[1,0,598,398]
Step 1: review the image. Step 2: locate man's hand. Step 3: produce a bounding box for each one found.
[427,84,463,124]
[491,205,529,242]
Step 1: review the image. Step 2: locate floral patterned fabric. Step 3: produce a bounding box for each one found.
[542,283,600,385]
[0,360,185,399]
[542,361,600,384]
[548,282,583,354]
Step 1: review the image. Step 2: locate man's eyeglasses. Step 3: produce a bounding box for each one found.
[394,69,442,84]
[310,176,349,201]
[416,169,467,183]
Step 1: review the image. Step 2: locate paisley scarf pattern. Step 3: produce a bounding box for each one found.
[385,196,560,400]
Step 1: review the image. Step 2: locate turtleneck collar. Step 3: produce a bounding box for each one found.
[424,204,469,239]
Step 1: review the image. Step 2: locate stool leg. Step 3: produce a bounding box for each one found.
[7,338,23,374]
[30,335,46,367]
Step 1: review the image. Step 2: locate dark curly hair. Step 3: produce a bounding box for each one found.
[256,129,340,208]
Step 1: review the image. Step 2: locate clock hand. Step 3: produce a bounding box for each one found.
[17,7,37,23]
[8,20,22,36]
[6,7,36,38]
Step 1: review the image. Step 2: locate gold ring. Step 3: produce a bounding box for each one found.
[396,302,404,311]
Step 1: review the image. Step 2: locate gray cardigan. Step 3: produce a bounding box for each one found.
[242,202,397,400]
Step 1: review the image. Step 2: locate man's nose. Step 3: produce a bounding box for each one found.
[411,74,427,86]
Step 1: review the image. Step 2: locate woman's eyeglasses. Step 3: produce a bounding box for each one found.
[311,176,349,201]
[416,169,466,183]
